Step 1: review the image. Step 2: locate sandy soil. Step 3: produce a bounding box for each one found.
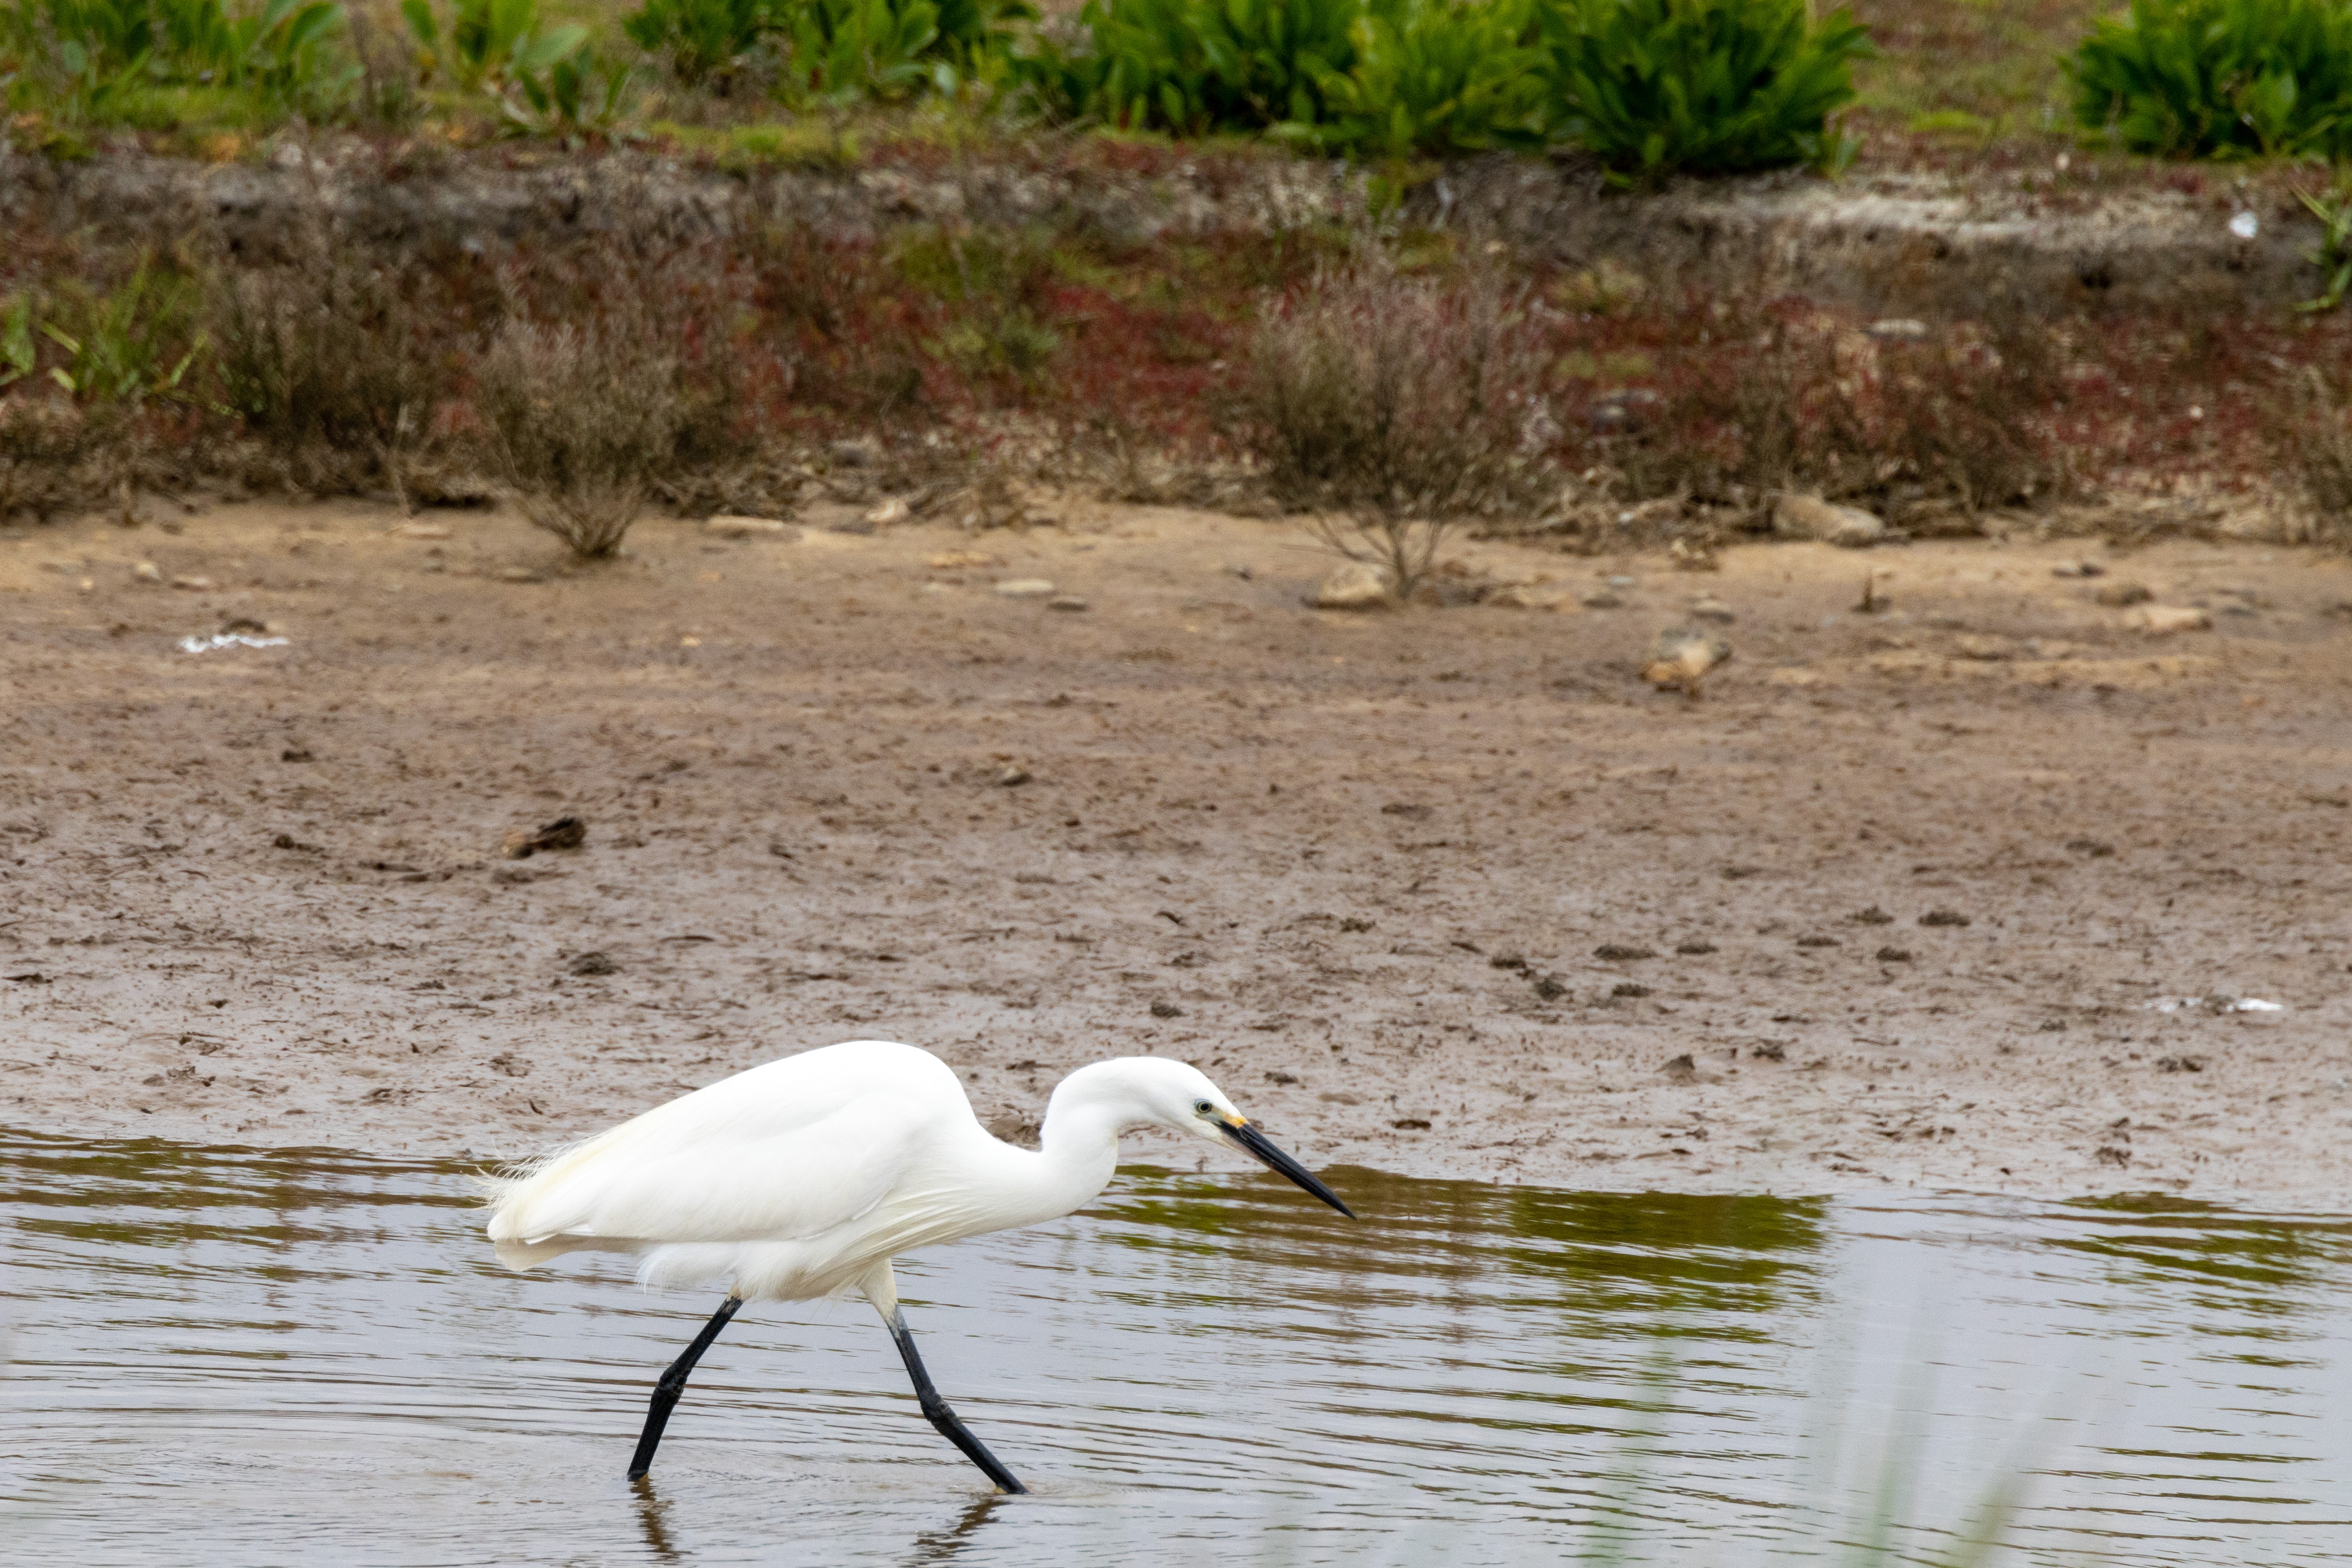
[4,497,2351,1204]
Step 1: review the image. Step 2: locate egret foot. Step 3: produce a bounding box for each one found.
[628,1294,743,1479]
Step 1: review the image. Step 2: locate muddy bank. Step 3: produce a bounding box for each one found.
[0,139,2322,314]
[3,501,2351,1202]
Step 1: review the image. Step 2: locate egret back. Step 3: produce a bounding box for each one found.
[484,1041,973,1247]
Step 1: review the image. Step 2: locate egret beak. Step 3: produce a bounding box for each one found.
[1221,1118,1355,1218]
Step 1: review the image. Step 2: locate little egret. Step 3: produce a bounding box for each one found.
[483,1040,1354,1491]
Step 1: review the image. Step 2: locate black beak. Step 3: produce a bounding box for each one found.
[1222,1120,1355,1218]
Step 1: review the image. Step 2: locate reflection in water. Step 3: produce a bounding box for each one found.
[903,1493,1006,1567]
[2,1128,2349,1565]
[632,1476,684,1564]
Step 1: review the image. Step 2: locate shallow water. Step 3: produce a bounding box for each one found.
[3,1131,2348,1566]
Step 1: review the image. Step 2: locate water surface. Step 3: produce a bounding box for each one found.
[3,1131,2348,1564]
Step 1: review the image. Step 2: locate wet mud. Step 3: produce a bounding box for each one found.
[3,500,2350,1200]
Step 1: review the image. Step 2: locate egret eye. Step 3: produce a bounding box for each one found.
[1193,1099,1215,1116]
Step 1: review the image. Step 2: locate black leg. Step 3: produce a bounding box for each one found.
[884,1307,1027,1495]
[628,1295,743,1479]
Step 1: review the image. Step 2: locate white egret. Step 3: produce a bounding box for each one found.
[483,1039,1354,1491]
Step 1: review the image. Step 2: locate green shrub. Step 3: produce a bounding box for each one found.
[1,0,357,121]
[2065,0,2352,159]
[399,0,584,94]
[1043,0,1360,135]
[1310,0,1547,158]
[1540,0,1871,180]
[621,0,768,86]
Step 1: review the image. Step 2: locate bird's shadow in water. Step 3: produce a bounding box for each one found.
[904,1493,1008,1567]
[631,1475,684,1564]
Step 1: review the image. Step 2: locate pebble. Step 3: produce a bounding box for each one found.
[2094,581,2153,606]
[865,496,911,528]
[1048,595,1089,612]
[994,578,1057,598]
[704,515,796,538]
[388,520,453,540]
[170,575,214,590]
[1487,582,1576,611]
[1311,561,1391,610]
[133,561,162,582]
[2128,604,2212,636]
[1689,596,1735,623]
[1772,493,1886,548]
[1642,627,1733,695]
[1580,590,1624,609]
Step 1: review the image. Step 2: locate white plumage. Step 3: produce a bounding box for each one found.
[482,1039,1353,1491]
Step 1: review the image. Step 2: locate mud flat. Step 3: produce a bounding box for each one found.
[3,500,2350,1200]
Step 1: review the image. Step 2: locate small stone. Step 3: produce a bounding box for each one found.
[2051,561,2106,579]
[1661,1053,1696,1079]
[2156,1054,2205,1073]
[1919,908,1971,928]
[1689,596,1735,623]
[1610,982,1651,998]
[169,575,213,590]
[2094,581,2153,606]
[1225,563,1255,580]
[388,520,453,540]
[569,951,618,976]
[502,815,587,859]
[1048,595,1089,612]
[1311,561,1391,609]
[2127,604,2211,636]
[1772,493,1885,548]
[1675,940,1716,955]
[1487,582,1576,610]
[133,561,162,582]
[996,765,1031,786]
[704,515,796,538]
[1876,946,1913,962]
[994,578,1056,598]
[498,567,543,583]
[1795,935,1838,948]
[864,496,911,528]
[1642,627,1732,696]
[928,550,1001,570]
[1952,633,2017,660]
[280,748,313,763]
[1150,1001,1183,1018]
[1850,906,1893,925]
[1580,590,1624,609]
[1594,944,1656,961]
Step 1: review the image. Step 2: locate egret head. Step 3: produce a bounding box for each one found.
[1072,1057,1354,1218]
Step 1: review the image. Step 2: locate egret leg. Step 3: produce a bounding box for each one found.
[627,1295,743,1480]
[884,1306,1027,1495]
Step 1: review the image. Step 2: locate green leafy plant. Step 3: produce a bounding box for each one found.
[2065,0,2352,160]
[1308,0,1547,158]
[769,0,1026,103]
[22,253,205,406]
[620,0,769,87]
[503,42,630,131]
[3,0,357,119]
[399,0,584,93]
[1048,0,1360,135]
[2301,184,2352,312]
[1540,0,1873,181]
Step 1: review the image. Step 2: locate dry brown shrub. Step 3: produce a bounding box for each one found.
[0,396,110,521]
[1238,260,1560,597]
[2288,369,2352,548]
[472,304,694,558]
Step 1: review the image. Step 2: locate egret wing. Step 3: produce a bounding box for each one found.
[490,1085,940,1247]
